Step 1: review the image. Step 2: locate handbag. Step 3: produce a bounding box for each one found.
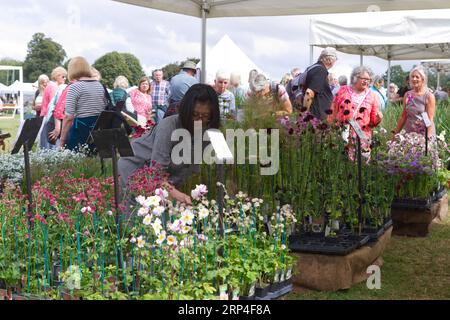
[46,114,58,145]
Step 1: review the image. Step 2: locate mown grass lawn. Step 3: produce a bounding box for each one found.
[285,199,450,300]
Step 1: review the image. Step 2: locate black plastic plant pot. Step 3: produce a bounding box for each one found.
[239,294,255,300]
[255,284,270,298]
[269,281,283,292]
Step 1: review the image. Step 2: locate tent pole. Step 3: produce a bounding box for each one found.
[201,1,208,84]
[387,59,391,87]
[309,45,314,65]
[19,67,24,123]
[437,71,440,88]
[360,51,363,66]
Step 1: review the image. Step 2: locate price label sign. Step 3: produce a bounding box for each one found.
[349,119,369,142]
[421,112,432,128]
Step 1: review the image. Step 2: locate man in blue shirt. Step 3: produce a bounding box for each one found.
[165,60,199,118]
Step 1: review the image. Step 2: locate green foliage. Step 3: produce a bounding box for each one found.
[383,65,410,88]
[120,53,146,86]
[0,58,23,85]
[23,33,67,82]
[161,57,200,81]
[93,51,133,89]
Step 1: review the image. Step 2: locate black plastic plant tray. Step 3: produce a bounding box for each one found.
[433,187,447,202]
[391,187,447,211]
[361,226,385,241]
[384,219,393,230]
[342,233,371,247]
[288,234,366,256]
[391,198,431,210]
[255,284,293,300]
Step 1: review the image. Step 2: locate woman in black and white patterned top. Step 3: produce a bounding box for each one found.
[60,56,107,152]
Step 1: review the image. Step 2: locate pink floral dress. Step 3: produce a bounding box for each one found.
[332,85,381,157]
[129,89,152,119]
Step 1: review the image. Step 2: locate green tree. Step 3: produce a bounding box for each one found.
[383,65,410,88]
[93,52,132,88]
[120,53,145,86]
[161,57,200,81]
[0,58,23,85]
[22,33,66,82]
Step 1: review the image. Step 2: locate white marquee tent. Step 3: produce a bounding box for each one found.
[310,9,450,84]
[199,34,264,85]
[113,0,450,82]
[3,80,37,94]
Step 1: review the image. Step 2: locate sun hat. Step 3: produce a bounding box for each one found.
[182,60,197,70]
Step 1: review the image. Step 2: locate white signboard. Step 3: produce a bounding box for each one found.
[349,119,369,142]
[421,112,432,128]
[205,129,234,163]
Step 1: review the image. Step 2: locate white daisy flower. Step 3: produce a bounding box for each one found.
[198,208,209,219]
[137,236,145,248]
[167,235,177,246]
[181,209,194,225]
[151,218,163,235]
[152,206,165,216]
[156,231,166,245]
[137,207,149,216]
[143,214,152,226]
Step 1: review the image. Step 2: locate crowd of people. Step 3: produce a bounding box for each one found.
[28,49,445,204]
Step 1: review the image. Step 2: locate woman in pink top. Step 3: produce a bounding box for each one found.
[39,66,67,149]
[329,66,383,159]
[129,76,153,121]
[40,67,67,118]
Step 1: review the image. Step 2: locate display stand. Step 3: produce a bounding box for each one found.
[11,117,43,228]
[91,127,134,226]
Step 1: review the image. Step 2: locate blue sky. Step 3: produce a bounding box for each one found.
[0,0,422,82]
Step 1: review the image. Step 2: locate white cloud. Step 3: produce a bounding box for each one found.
[0,0,424,82]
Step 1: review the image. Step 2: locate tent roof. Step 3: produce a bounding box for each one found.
[199,34,264,84]
[113,0,450,18]
[310,10,450,60]
[3,80,37,94]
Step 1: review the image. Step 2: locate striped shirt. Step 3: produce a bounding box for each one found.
[151,80,171,106]
[65,80,107,118]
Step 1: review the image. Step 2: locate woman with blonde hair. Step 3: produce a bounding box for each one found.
[110,75,136,115]
[39,66,67,148]
[393,66,436,138]
[32,74,49,117]
[60,56,108,152]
